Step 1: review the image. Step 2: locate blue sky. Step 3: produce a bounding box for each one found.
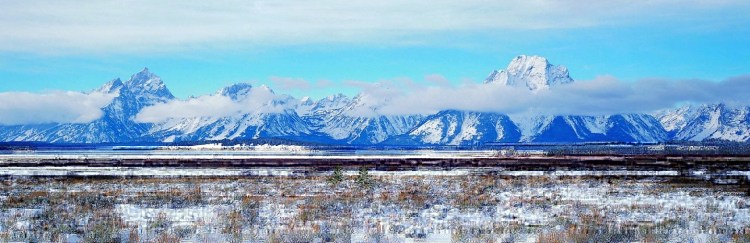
[1,0,749,100]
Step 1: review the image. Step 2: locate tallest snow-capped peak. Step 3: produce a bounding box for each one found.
[484,55,573,91]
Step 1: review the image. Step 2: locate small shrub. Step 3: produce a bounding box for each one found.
[328,167,344,186]
[356,167,372,188]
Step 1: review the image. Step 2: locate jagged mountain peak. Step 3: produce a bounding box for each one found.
[95,78,124,94]
[299,96,313,105]
[218,83,253,101]
[485,55,573,91]
[327,93,348,100]
[320,93,350,105]
[509,55,550,68]
[119,68,176,104]
[4,59,745,145]
[297,94,350,112]
[312,94,351,109]
[257,84,275,94]
[125,68,172,96]
[127,68,156,84]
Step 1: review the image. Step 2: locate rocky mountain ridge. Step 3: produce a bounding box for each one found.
[1,57,746,144]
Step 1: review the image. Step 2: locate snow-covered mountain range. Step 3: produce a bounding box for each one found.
[1,56,748,144]
[654,104,750,142]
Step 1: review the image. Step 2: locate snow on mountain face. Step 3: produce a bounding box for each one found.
[94,78,124,94]
[296,94,352,132]
[145,84,312,142]
[94,70,176,140]
[480,55,669,143]
[149,110,313,142]
[218,83,253,101]
[484,55,573,91]
[297,94,351,118]
[655,104,750,142]
[61,70,177,142]
[124,68,175,105]
[511,115,553,142]
[607,114,668,143]
[294,92,427,145]
[150,110,314,142]
[2,57,744,145]
[513,114,667,143]
[0,69,177,143]
[313,94,423,145]
[323,114,423,145]
[406,110,521,145]
[515,115,604,142]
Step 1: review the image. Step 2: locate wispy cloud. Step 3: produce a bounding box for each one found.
[135,85,291,123]
[424,74,451,87]
[352,75,750,117]
[0,91,115,125]
[1,0,746,53]
[3,74,748,125]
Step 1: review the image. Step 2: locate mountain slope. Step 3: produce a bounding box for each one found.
[397,110,521,145]
[655,104,750,142]
[481,56,668,144]
[305,92,423,144]
[144,83,316,142]
[296,93,352,130]
[515,114,667,143]
[1,56,741,145]
[0,69,175,143]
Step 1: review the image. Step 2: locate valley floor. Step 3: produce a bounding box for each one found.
[1,165,750,242]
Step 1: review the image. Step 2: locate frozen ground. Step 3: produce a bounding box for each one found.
[0,149,503,161]
[0,166,691,177]
[1,170,750,242]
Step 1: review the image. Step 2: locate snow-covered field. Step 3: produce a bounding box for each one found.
[155,143,313,152]
[0,166,688,177]
[0,147,506,161]
[1,171,749,242]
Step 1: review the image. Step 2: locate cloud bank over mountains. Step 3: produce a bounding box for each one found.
[1,56,749,145]
[0,91,114,125]
[367,75,750,117]
[135,84,290,123]
[0,55,748,125]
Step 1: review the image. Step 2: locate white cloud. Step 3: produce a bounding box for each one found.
[128,74,750,122]
[0,91,115,125]
[1,0,747,53]
[135,95,237,123]
[135,85,291,123]
[356,75,750,117]
[424,74,451,87]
